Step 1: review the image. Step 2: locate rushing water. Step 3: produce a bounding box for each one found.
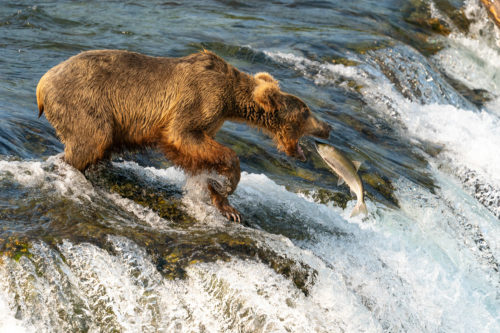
[1,0,499,332]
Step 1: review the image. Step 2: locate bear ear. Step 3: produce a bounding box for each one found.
[254,72,279,85]
[253,81,284,112]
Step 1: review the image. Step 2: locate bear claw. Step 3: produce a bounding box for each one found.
[219,202,241,223]
[208,180,241,223]
[222,207,241,223]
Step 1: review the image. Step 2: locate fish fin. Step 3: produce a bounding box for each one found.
[352,160,362,171]
[350,201,368,217]
[337,177,345,186]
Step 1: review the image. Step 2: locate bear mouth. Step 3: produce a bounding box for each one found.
[296,142,306,162]
[279,136,306,162]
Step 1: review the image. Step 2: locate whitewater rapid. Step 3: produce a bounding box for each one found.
[0,152,499,332]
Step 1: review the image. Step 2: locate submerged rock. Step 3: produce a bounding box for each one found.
[0,236,32,262]
[362,172,399,208]
[298,188,351,209]
[322,56,360,67]
[440,74,494,108]
[399,0,471,55]
[85,160,194,226]
[298,171,399,210]
[408,16,451,35]
[93,163,317,293]
[404,0,470,35]
[153,230,316,294]
[0,160,317,295]
[434,0,471,32]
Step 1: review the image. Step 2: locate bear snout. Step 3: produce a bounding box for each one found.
[305,116,331,139]
[316,121,332,139]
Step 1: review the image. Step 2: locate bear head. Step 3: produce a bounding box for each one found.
[253,72,331,161]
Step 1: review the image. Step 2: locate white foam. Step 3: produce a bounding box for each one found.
[485,95,500,116]
[402,103,500,187]
[115,161,281,226]
[0,291,30,333]
[311,179,498,331]
[0,154,95,202]
[0,236,378,332]
[112,160,186,187]
[0,156,177,232]
[434,35,500,93]
[104,191,177,231]
[57,238,195,332]
[1,163,499,331]
[263,50,365,87]
[181,172,231,226]
[176,165,499,331]
[429,0,456,31]
[463,0,500,46]
[113,161,231,226]
[187,259,379,332]
[0,245,87,332]
[260,45,500,330]
[432,0,500,109]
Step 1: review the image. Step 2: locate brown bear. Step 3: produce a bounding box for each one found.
[36,50,331,222]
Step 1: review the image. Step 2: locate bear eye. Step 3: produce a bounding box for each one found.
[284,124,294,132]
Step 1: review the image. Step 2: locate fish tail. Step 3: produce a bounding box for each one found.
[350,201,368,217]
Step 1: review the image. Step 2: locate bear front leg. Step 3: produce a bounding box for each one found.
[207,180,241,222]
[160,133,241,222]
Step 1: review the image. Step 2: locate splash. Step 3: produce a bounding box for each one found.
[0,291,29,333]
[1,160,499,331]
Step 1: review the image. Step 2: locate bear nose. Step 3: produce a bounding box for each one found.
[305,115,331,139]
[315,121,331,139]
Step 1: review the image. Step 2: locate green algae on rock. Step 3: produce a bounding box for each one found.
[362,172,399,208]
[403,0,471,35]
[328,57,360,67]
[0,236,33,262]
[0,159,317,295]
[298,188,350,209]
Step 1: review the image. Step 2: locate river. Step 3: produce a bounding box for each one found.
[0,0,499,332]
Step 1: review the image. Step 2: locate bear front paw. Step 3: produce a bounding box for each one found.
[218,202,241,223]
[208,178,241,222]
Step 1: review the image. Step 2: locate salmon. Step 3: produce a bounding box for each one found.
[316,143,368,217]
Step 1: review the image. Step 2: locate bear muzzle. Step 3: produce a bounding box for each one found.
[305,116,331,139]
[296,116,331,162]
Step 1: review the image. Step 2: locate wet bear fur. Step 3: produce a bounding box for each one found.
[37,50,331,220]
